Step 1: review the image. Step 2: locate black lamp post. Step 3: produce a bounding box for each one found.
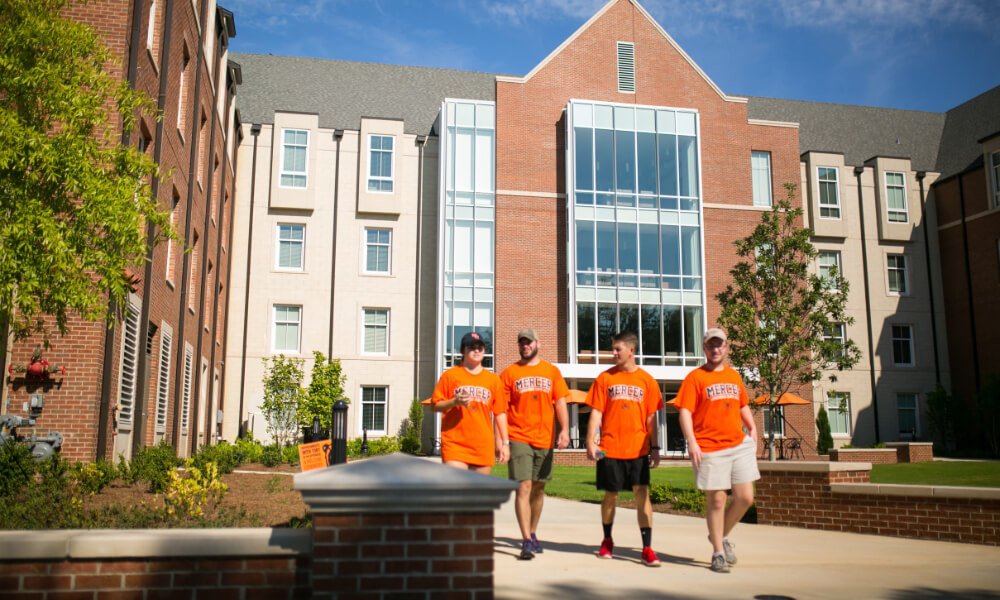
[330,400,348,465]
[361,428,368,457]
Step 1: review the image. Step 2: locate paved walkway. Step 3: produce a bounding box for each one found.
[492,494,1000,600]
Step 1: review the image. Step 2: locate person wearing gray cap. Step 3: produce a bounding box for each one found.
[500,328,571,560]
[673,327,759,573]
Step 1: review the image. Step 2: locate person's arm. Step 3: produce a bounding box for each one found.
[740,404,757,448]
[646,411,661,468]
[586,408,603,461]
[555,395,570,450]
[429,389,470,413]
[494,412,510,464]
[678,407,702,468]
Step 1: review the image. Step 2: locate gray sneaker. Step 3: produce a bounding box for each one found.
[710,554,731,573]
[722,538,737,565]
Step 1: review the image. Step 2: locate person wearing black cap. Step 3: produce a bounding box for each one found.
[429,331,510,474]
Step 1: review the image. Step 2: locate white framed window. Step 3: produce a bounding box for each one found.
[364,228,391,274]
[155,325,173,433]
[887,253,908,295]
[897,393,919,437]
[823,322,846,361]
[280,129,308,188]
[818,250,841,290]
[165,191,179,284]
[891,324,914,366]
[116,301,141,428]
[272,305,302,353]
[990,150,1000,209]
[176,47,189,138]
[885,171,908,223]
[362,308,389,355]
[181,344,193,432]
[276,223,305,270]
[751,151,772,207]
[763,405,785,437]
[616,41,635,93]
[360,386,388,435]
[818,167,841,219]
[826,392,851,435]
[367,135,394,192]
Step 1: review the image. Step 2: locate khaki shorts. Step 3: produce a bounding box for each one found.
[693,435,760,491]
[508,440,554,482]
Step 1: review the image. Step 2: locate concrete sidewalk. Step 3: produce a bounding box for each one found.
[492,495,1000,600]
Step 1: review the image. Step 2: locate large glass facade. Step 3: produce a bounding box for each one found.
[569,100,705,366]
[439,100,496,369]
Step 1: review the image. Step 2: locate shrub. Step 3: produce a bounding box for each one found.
[347,435,400,458]
[72,459,118,495]
[233,437,263,464]
[399,398,424,455]
[649,483,706,514]
[191,442,238,475]
[260,444,282,467]
[282,444,300,465]
[129,441,180,492]
[0,454,86,529]
[163,461,228,520]
[302,351,348,432]
[0,438,35,498]
[815,405,834,455]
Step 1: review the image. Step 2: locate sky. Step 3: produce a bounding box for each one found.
[226,0,1000,113]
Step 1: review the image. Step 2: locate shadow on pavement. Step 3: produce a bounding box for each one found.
[495,536,705,568]
[887,589,1000,600]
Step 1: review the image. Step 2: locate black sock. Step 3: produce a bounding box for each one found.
[640,527,652,548]
[603,522,613,539]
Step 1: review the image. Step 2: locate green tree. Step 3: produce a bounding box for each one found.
[815,405,834,455]
[0,0,172,352]
[717,184,861,460]
[302,351,348,432]
[261,355,305,447]
[399,398,425,455]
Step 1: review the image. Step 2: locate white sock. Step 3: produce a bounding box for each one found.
[713,551,724,559]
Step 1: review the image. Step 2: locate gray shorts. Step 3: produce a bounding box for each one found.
[693,435,760,491]
[508,440,554,482]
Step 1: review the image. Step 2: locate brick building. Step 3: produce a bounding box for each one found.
[1,0,241,461]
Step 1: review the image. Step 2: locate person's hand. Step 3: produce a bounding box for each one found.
[453,390,470,407]
[688,441,703,468]
[556,430,570,450]
[650,451,661,468]
[586,443,601,461]
[497,444,510,464]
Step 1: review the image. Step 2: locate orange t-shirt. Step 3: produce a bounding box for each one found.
[585,367,663,459]
[672,366,749,453]
[431,366,507,466]
[500,360,570,449]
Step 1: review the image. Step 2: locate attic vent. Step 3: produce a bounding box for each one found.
[617,42,635,93]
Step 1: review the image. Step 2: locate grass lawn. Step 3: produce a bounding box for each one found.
[491,465,695,503]
[870,461,1000,488]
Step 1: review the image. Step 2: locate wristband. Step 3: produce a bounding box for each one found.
[503,441,510,446]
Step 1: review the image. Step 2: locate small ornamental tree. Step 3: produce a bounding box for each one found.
[717,184,861,460]
[399,398,425,455]
[815,405,834,455]
[261,355,305,447]
[302,351,348,433]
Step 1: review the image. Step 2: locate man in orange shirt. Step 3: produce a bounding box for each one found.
[430,331,509,473]
[500,328,570,560]
[675,327,759,573]
[585,331,663,567]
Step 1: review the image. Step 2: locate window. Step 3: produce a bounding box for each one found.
[155,327,172,433]
[276,224,305,270]
[117,302,141,427]
[363,308,389,354]
[364,228,391,274]
[166,190,179,283]
[818,251,842,289]
[763,405,784,437]
[826,392,851,435]
[273,305,302,353]
[751,151,772,207]
[897,393,918,437]
[617,42,635,93]
[891,324,914,366]
[885,172,908,223]
[176,47,189,137]
[146,0,162,62]
[887,254,908,294]
[818,167,840,219]
[823,322,846,361]
[188,231,199,312]
[361,386,387,434]
[197,113,207,187]
[991,151,1000,209]
[368,135,394,192]
[280,129,308,188]
[181,344,193,432]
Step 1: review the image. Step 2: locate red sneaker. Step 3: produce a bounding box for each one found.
[598,537,614,559]
[642,546,662,567]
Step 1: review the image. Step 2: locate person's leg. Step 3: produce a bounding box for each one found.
[601,491,618,526]
[470,464,491,475]
[705,489,728,553]
[529,480,546,533]
[723,481,754,537]
[515,479,533,540]
[634,484,652,529]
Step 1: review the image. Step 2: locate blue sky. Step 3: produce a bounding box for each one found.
[226,0,1000,113]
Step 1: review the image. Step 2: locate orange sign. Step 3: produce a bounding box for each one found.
[298,440,331,472]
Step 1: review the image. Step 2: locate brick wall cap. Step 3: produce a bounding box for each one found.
[884,442,934,448]
[0,529,310,561]
[294,453,517,514]
[831,483,1000,500]
[758,460,872,473]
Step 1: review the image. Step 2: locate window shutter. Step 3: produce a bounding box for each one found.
[617,42,635,93]
[117,303,141,426]
[156,330,172,432]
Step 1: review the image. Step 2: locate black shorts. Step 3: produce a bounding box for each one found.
[596,456,650,492]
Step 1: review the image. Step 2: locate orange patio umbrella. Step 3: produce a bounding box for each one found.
[751,393,811,406]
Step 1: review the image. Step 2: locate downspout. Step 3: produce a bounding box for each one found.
[854,166,881,444]
[915,172,941,385]
[214,57,238,426]
[412,135,427,400]
[327,129,345,357]
[98,0,148,459]
[956,175,981,393]
[236,124,262,436]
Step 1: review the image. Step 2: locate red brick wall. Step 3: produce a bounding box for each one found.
[829,448,898,464]
[311,512,494,598]
[0,556,310,599]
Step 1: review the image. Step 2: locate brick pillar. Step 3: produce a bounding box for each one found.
[755,461,871,528]
[295,453,516,599]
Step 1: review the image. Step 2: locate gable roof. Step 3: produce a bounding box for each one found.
[230,53,498,136]
[935,85,1000,178]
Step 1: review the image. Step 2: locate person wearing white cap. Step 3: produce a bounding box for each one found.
[673,327,759,573]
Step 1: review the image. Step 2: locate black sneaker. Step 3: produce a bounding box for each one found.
[518,539,535,560]
[531,534,543,554]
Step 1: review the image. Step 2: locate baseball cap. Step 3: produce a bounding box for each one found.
[460,331,486,350]
[702,328,728,344]
[517,328,538,342]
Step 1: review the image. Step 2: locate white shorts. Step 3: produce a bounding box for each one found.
[693,435,760,491]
